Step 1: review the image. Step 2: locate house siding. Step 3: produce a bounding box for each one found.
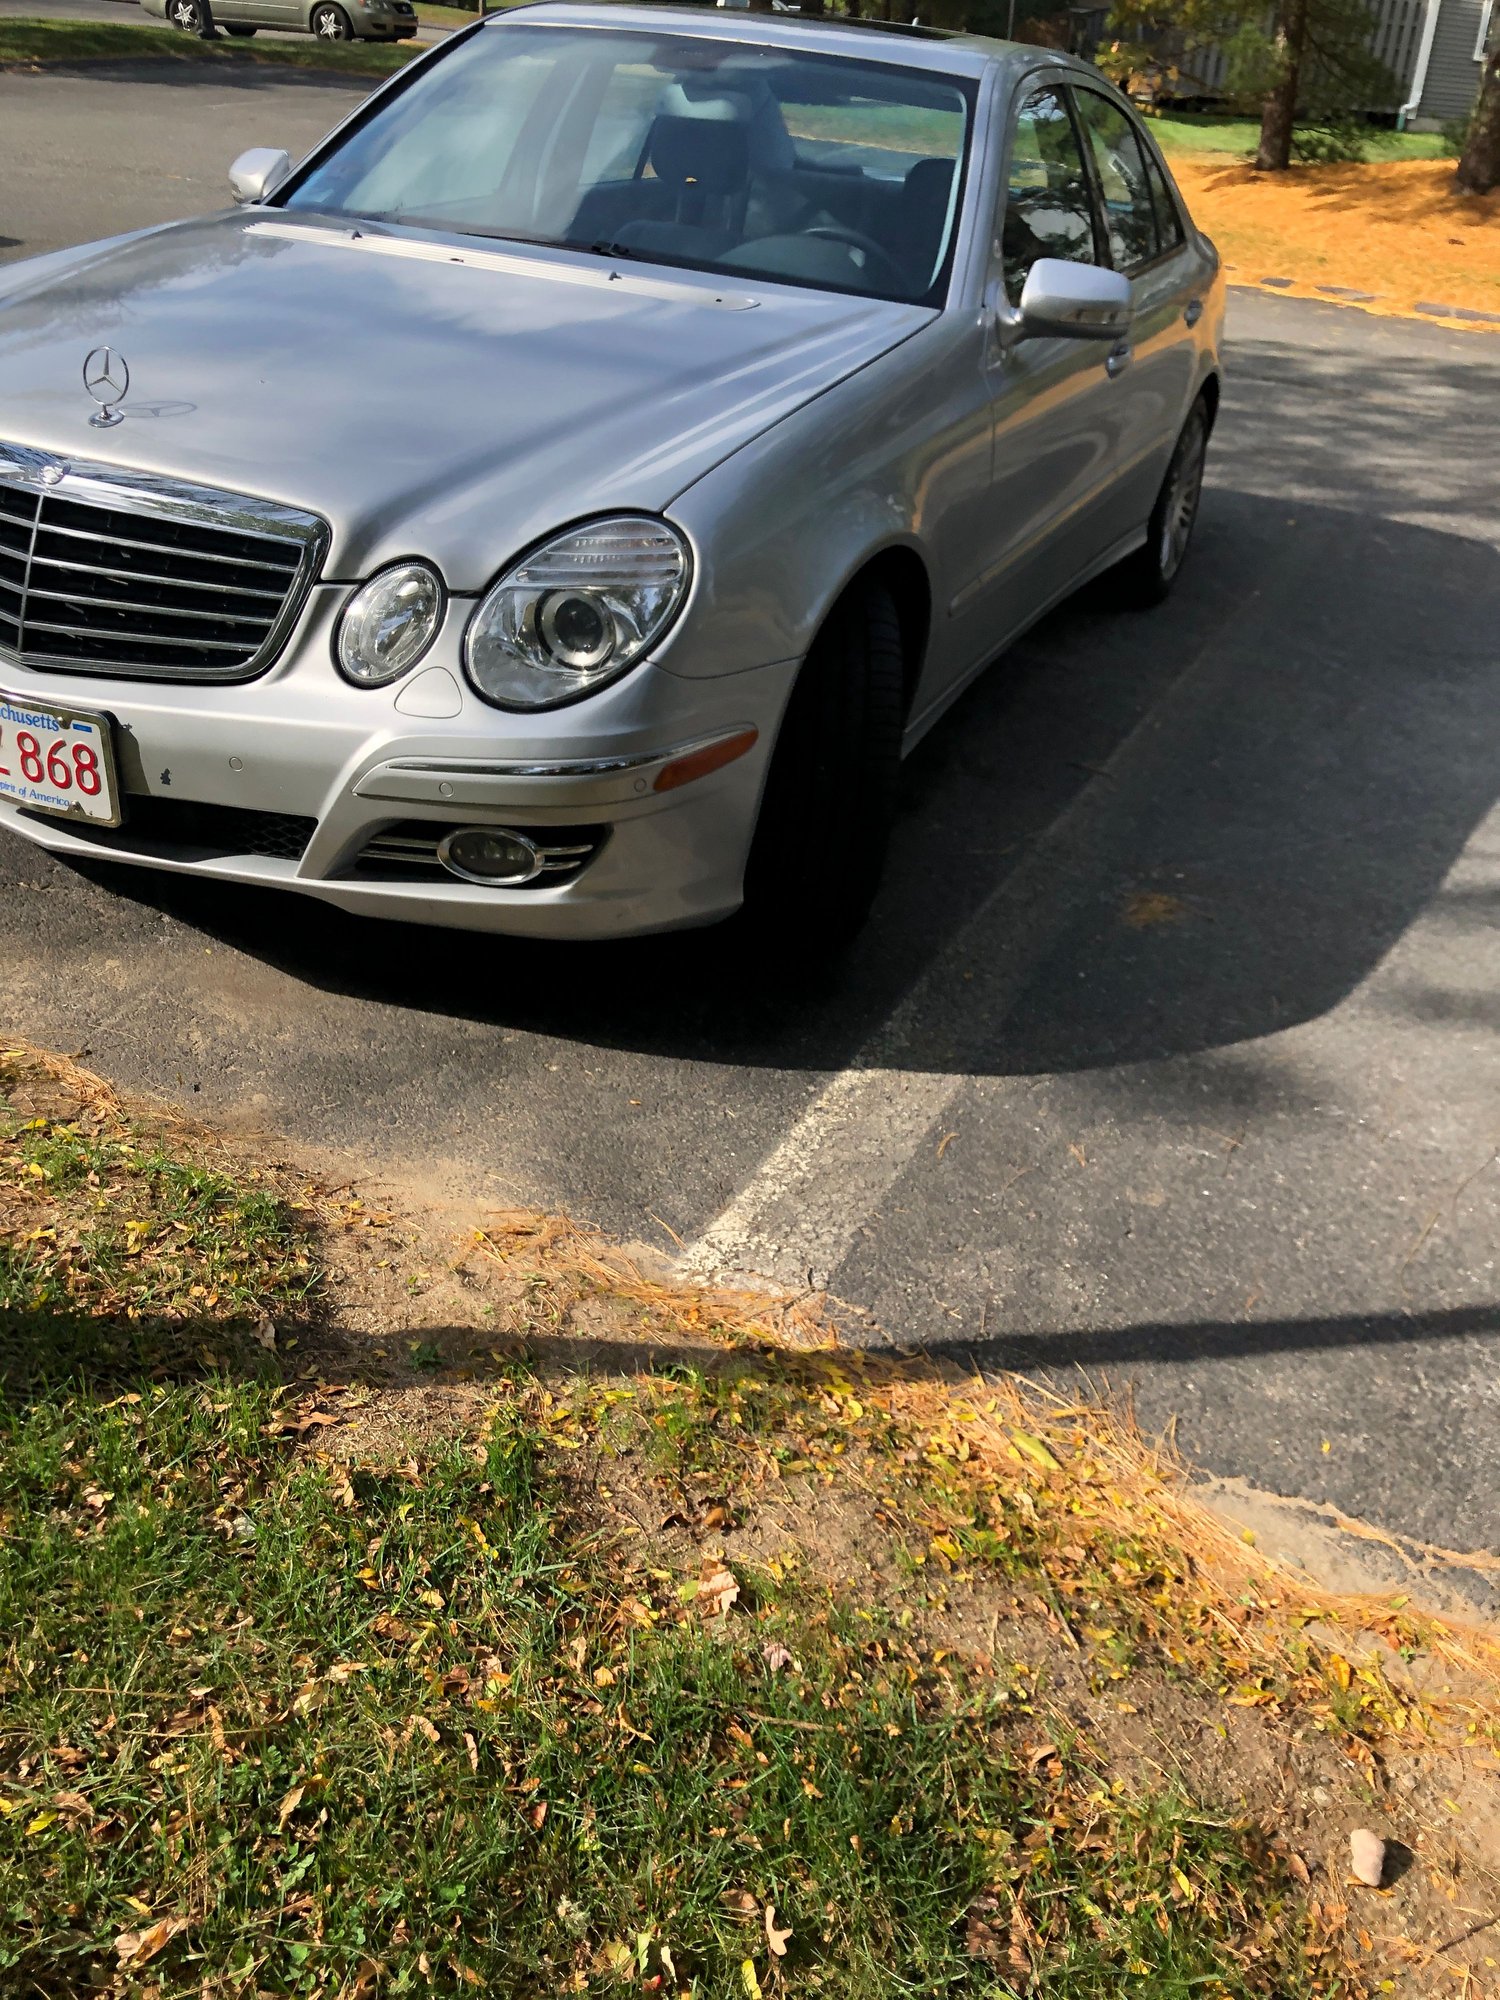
[1417,0,1488,116]
[1154,0,1483,117]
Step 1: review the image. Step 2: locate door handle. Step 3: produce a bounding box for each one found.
[1184,297,1204,327]
[1105,342,1132,378]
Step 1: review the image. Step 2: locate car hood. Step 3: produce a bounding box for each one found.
[0,211,930,588]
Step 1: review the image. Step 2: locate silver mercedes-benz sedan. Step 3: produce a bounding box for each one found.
[0,3,1222,945]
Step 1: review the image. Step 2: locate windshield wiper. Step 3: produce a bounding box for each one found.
[572,239,642,261]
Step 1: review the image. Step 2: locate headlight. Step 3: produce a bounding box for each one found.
[464,517,690,710]
[336,561,445,687]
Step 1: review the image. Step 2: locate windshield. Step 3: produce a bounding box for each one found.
[284,24,975,307]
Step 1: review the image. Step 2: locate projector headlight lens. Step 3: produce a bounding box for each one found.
[464,516,690,710]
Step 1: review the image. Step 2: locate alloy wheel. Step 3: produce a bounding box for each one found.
[1159,410,1207,582]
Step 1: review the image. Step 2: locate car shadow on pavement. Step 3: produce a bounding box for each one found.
[68,476,1500,1087]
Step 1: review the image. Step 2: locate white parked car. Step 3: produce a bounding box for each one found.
[142,0,418,45]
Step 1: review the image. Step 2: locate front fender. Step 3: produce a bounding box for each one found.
[658,310,991,694]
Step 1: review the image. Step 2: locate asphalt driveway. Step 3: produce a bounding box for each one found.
[2,59,1498,1564]
[1,60,370,262]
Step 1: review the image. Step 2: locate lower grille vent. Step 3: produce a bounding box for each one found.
[23,796,316,863]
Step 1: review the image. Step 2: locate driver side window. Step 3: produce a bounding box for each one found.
[1000,85,1099,308]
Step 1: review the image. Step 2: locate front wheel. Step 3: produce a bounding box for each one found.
[309,2,352,36]
[1112,395,1211,608]
[739,580,905,954]
[167,0,205,29]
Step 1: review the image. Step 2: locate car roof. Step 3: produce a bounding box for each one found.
[488,1,1071,80]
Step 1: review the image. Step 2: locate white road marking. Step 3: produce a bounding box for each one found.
[682,611,1238,1296]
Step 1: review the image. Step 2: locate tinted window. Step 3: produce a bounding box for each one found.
[1142,142,1185,252]
[286,26,975,307]
[1073,88,1160,272]
[1002,86,1098,308]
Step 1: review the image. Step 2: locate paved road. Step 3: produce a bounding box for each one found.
[2,62,371,261]
[2,64,1498,1560]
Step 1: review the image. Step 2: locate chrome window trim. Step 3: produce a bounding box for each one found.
[0,441,329,685]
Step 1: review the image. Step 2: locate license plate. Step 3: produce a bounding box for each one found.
[0,692,121,828]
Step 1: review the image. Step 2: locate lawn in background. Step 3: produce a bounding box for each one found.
[1152,111,1449,159]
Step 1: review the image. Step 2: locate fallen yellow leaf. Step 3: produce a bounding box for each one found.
[1010,1429,1061,1473]
[115,1916,188,1967]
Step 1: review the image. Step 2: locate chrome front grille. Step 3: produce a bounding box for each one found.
[0,442,327,683]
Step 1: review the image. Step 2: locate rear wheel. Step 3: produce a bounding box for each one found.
[310,2,353,36]
[739,579,905,954]
[1112,394,1211,608]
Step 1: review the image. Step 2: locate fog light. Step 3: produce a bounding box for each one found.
[437,826,543,886]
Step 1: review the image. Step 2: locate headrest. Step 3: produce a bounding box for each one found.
[904,157,955,205]
[648,113,752,192]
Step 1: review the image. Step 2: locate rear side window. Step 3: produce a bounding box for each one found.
[1002,86,1099,308]
[1073,87,1160,273]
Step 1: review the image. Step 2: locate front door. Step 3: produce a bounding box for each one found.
[943,80,1124,693]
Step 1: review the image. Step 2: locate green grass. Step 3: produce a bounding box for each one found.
[1151,110,1449,159]
[0,15,414,73]
[0,1082,316,1389]
[0,1379,1340,1998]
[0,1061,1362,1997]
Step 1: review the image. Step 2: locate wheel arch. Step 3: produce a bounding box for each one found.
[802,541,933,727]
[1198,369,1221,437]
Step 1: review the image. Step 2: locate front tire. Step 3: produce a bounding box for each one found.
[740,579,905,954]
[1113,394,1211,608]
[167,0,205,30]
[310,2,353,36]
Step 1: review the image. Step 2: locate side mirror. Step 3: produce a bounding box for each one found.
[1014,258,1133,342]
[229,147,292,206]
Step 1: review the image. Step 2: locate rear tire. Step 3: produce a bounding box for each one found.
[310,2,353,36]
[739,579,905,955]
[1112,393,1211,608]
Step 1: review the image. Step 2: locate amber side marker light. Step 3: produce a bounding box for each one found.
[653,727,759,794]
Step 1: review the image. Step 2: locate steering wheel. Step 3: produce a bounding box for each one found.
[804,224,906,292]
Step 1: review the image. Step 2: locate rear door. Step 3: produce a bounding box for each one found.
[1068,83,1200,532]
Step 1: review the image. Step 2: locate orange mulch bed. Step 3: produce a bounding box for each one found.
[1166,154,1500,325]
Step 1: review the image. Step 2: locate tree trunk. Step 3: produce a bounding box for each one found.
[1455,18,1500,194]
[1255,0,1308,171]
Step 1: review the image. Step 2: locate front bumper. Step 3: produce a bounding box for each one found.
[0,586,799,940]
